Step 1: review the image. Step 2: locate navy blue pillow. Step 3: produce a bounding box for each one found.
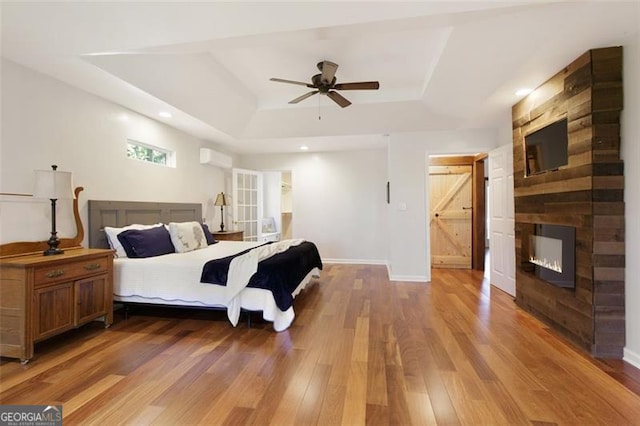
[201,223,218,245]
[117,226,175,258]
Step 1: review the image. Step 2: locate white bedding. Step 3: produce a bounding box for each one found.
[113,241,319,331]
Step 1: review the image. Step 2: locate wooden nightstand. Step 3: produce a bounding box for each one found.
[0,248,114,363]
[212,230,244,241]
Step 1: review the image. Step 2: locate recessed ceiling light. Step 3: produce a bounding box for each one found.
[158,111,172,118]
[300,146,309,151]
[515,88,533,97]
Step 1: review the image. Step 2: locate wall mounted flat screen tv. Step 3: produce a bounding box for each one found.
[524,118,568,176]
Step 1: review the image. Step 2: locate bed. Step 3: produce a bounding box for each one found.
[88,200,322,331]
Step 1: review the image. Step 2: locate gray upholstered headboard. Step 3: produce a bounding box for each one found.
[88,200,203,249]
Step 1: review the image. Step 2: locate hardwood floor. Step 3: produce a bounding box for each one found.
[1,264,640,425]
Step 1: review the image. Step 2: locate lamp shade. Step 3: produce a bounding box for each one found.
[33,167,74,200]
[214,192,229,206]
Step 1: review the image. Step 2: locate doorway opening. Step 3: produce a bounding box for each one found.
[261,170,293,242]
[428,154,487,271]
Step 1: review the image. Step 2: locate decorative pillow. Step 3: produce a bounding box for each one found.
[104,223,163,258]
[116,226,175,258]
[169,221,209,253]
[201,223,218,245]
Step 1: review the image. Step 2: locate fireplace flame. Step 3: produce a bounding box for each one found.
[529,256,562,273]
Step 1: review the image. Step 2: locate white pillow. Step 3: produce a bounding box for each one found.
[168,222,208,253]
[104,223,163,258]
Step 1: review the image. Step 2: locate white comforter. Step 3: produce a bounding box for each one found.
[113,240,318,331]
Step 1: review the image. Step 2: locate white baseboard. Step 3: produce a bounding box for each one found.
[623,347,640,369]
[388,273,430,282]
[322,258,387,265]
[387,264,430,283]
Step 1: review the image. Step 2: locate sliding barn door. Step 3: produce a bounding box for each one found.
[429,164,473,269]
[232,168,263,242]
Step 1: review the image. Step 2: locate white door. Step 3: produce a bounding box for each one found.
[489,144,516,296]
[232,168,263,242]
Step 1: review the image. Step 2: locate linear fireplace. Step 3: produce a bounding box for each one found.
[523,224,575,289]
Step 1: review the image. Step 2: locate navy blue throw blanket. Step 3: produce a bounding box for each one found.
[200,241,322,311]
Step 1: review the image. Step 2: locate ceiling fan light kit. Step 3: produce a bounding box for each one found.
[270,60,380,108]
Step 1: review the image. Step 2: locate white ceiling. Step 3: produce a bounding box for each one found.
[2,1,638,154]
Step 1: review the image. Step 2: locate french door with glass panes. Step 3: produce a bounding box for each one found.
[232,168,263,241]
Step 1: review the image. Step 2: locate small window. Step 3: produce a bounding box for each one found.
[127,139,175,167]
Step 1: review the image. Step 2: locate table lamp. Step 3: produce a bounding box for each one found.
[214,192,229,232]
[33,165,74,255]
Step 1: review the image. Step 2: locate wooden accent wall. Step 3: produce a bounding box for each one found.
[512,47,625,358]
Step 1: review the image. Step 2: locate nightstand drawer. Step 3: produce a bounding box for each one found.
[34,256,109,286]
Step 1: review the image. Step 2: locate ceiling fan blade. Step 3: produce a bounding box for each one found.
[333,81,380,90]
[320,61,338,84]
[270,78,313,88]
[327,90,352,108]
[289,90,319,104]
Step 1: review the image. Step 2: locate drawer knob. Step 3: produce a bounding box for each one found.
[45,270,65,278]
[84,263,101,271]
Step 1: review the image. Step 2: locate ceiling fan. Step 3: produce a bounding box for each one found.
[270,60,380,108]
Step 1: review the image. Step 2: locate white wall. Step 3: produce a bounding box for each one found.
[621,34,640,368]
[238,150,388,264]
[386,130,500,281]
[240,129,499,278]
[0,58,226,246]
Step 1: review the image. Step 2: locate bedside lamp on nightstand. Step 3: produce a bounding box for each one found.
[214,192,229,232]
[33,165,74,256]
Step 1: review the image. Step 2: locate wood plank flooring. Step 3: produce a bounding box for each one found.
[1,264,640,425]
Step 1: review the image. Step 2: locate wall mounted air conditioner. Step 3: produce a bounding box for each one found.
[200,148,232,169]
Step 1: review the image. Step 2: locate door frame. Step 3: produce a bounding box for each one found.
[429,154,486,271]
